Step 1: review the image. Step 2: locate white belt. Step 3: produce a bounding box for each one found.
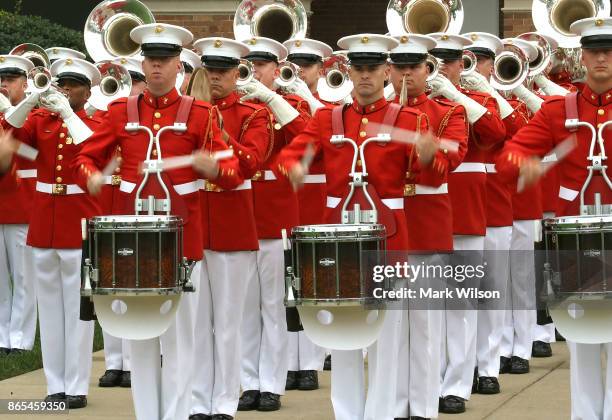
[559,185,579,202]
[303,174,326,184]
[120,179,205,195]
[452,162,487,174]
[120,180,136,194]
[16,169,37,179]
[252,170,277,181]
[485,164,497,173]
[416,183,448,195]
[326,196,404,210]
[199,179,252,192]
[36,181,84,195]
[103,176,113,185]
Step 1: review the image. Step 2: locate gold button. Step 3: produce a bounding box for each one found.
[57,144,63,149]
[274,123,282,130]
[598,109,605,116]
[221,102,226,106]
[154,112,161,118]
[60,133,65,138]
[359,131,366,138]
[66,138,73,145]
[598,123,603,129]
[369,105,375,110]
[61,123,67,128]
[153,124,160,130]
[57,155,63,161]
[56,165,62,171]
[238,150,243,155]
[362,118,368,124]
[592,95,596,100]
[117,146,122,152]
[56,177,62,183]
[152,150,158,156]
[357,159,362,166]
[247,155,251,159]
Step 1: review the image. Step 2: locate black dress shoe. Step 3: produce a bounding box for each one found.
[439,395,465,414]
[477,377,500,394]
[555,329,565,342]
[237,390,260,411]
[510,356,530,374]
[189,414,212,420]
[324,354,332,371]
[532,341,552,358]
[44,393,66,403]
[471,367,478,394]
[286,370,299,390]
[499,356,511,374]
[211,415,233,420]
[120,371,131,387]
[257,392,281,411]
[98,369,123,387]
[298,370,319,390]
[67,395,87,409]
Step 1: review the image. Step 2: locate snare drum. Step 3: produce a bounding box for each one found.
[85,215,184,296]
[289,223,386,306]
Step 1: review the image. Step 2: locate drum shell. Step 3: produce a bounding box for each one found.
[87,215,183,294]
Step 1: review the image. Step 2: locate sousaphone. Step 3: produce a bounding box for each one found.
[386,0,464,36]
[234,0,308,43]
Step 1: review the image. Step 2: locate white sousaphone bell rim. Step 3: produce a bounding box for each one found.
[233,0,308,42]
[385,0,464,37]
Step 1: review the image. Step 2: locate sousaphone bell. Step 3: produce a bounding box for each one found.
[234,0,308,43]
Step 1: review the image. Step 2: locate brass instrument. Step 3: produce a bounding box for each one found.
[318,52,353,103]
[234,0,308,43]
[386,0,464,36]
[517,32,552,77]
[84,0,155,62]
[275,60,300,89]
[87,61,132,112]
[10,44,51,69]
[461,49,477,77]
[237,59,255,87]
[490,42,529,91]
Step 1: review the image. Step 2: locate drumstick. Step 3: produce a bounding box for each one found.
[15,142,38,161]
[366,122,460,154]
[146,149,236,172]
[301,143,315,174]
[516,136,577,193]
[101,157,120,177]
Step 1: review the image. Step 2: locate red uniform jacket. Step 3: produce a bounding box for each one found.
[275,96,435,251]
[250,93,308,239]
[72,89,242,260]
[496,85,612,217]
[3,109,103,248]
[401,94,468,251]
[446,88,506,235]
[201,91,271,251]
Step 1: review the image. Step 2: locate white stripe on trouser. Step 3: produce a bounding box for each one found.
[331,349,367,420]
[393,254,444,419]
[33,247,94,396]
[0,224,37,350]
[500,220,537,360]
[440,235,483,400]
[568,342,612,420]
[191,251,254,416]
[476,227,512,378]
[241,240,288,395]
[287,331,325,371]
[102,330,131,371]
[129,261,201,420]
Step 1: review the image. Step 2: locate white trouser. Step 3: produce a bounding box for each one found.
[568,341,612,420]
[191,251,254,417]
[394,254,444,419]
[440,235,483,400]
[103,329,131,371]
[33,247,93,396]
[477,226,511,377]
[0,224,36,350]
[287,331,325,371]
[130,261,200,420]
[331,349,367,420]
[501,220,537,359]
[241,239,288,395]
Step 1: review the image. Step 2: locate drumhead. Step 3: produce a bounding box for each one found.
[292,223,387,240]
[544,214,612,233]
[90,214,182,230]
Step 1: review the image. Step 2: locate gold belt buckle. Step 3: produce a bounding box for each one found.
[111,175,122,186]
[204,180,221,192]
[251,171,263,181]
[404,184,416,197]
[52,183,67,195]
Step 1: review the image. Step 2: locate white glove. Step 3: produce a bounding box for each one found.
[463,72,514,119]
[283,78,324,114]
[533,74,570,97]
[429,75,487,123]
[0,92,12,114]
[41,92,93,145]
[384,83,396,101]
[4,91,39,128]
[240,79,299,127]
[511,84,544,114]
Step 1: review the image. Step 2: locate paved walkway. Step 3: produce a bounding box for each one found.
[0,343,570,419]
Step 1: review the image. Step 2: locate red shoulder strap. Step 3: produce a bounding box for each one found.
[175,95,195,125]
[381,103,401,134]
[565,92,579,133]
[332,104,347,136]
[127,95,140,125]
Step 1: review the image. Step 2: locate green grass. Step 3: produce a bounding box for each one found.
[0,322,104,381]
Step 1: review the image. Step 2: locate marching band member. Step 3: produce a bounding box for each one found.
[73,23,241,420]
[0,55,37,356]
[180,48,201,94]
[428,32,506,414]
[283,37,332,392]
[388,34,468,420]
[237,36,309,413]
[188,37,271,420]
[45,47,86,64]
[275,33,441,420]
[496,17,611,420]
[2,56,103,409]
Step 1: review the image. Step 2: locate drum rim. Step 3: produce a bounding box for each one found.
[90,287,183,296]
[292,223,387,239]
[90,214,182,222]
